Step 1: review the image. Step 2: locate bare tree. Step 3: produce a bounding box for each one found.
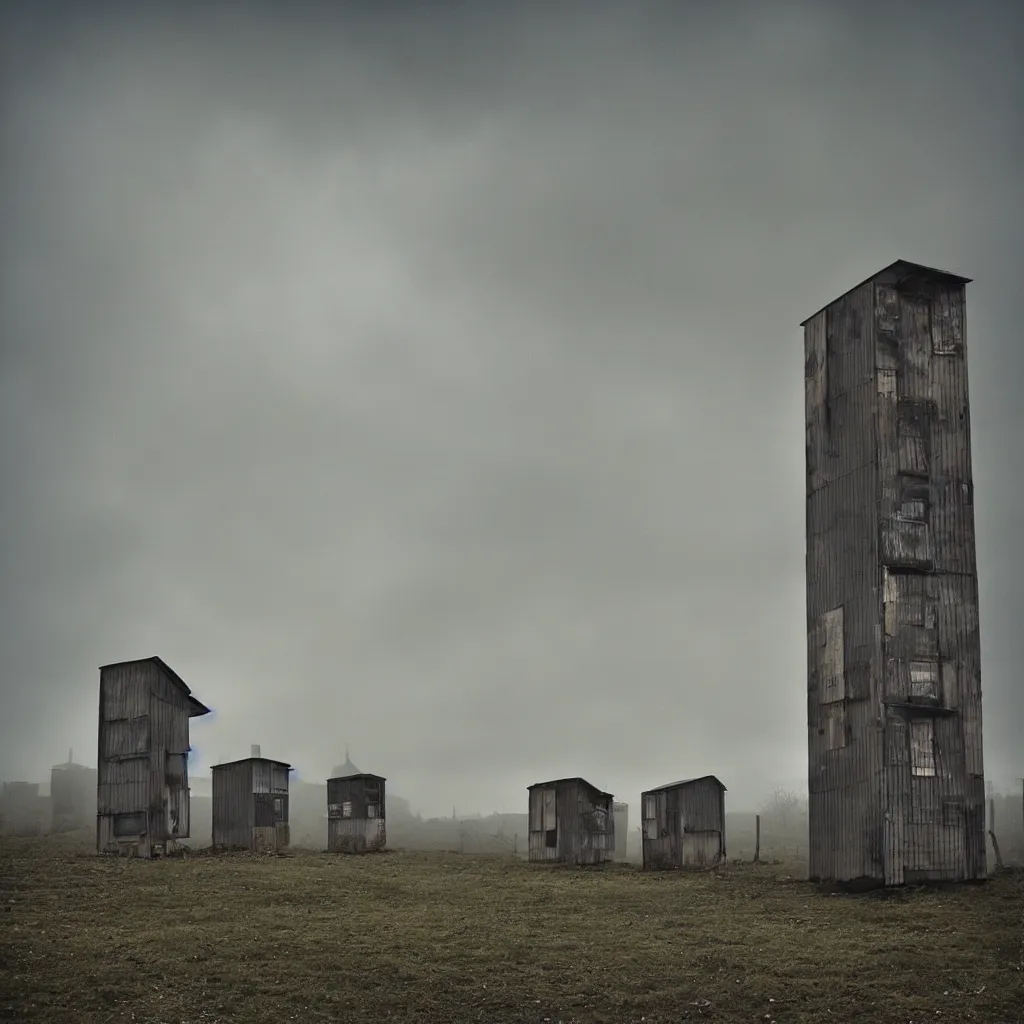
[759,784,809,831]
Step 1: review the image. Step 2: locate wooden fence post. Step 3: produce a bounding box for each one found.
[988,797,1004,872]
[754,814,761,863]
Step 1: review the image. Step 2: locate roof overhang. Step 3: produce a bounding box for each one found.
[799,259,972,327]
[99,656,211,717]
[643,774,727,794]
[528,776,614,801]
[211,758,293,771]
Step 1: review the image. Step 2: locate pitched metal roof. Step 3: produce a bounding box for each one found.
[799,259,972,327]
[528,776,614,800]
[98,656,211,717]
[211,757,293,770]
[643,774,727,794]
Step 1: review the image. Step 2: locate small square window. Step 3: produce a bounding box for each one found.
[341,801,352,819]
[273,798,283,816]
[366,804,378,819]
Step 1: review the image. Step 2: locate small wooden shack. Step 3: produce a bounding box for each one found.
[51,750,97,833]
[211,745,292,853]
[527,777,615,866]
[327,772,386,853]
[641,775,727,870]
[97,656,211,857]
[0,781,45,836]
[612,801,629,862]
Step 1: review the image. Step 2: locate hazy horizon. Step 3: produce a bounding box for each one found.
[2,0,1021,821]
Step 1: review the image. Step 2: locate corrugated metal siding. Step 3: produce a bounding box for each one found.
[641,781,725,870]
[97,663,155,855]
[805,270,984,886]
[97,660,200,855]
[527,780,614,866]
[327,776,387,853]
[805,281,884,885]
[212,761,254,849]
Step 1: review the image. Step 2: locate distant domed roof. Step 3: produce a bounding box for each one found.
[331,748,361,778]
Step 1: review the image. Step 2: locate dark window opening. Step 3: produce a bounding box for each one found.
[545,829,557,849]
[113,812,146,837]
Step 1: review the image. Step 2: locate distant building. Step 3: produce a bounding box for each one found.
[527,777,615,866]
[96,656,211,857]
[803,260,985,885]
[331,748,361,779]
[50,750,97,833]
[212,745,292,853]
[0,781,45,837]
[327,772,386,853]
[612,801,629,862]
[640,775,727,870]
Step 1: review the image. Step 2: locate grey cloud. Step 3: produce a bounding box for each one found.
[2,0,1021,817]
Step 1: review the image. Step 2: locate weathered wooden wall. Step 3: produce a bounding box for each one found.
[213,759,291,852]
[97,659,203,857]
[527,779,614,866]
[804,263,984,885]
[641,778,726,870]
[212,760,254,850]
[327,775,386,854]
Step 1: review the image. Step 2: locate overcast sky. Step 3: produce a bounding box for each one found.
[1,0,1021,817]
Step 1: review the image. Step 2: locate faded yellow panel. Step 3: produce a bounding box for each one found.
[821,607,845,703]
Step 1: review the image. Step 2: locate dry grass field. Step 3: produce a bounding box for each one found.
[2,832,1022,1024]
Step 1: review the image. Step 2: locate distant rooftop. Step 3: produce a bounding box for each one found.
[643,775,727,794]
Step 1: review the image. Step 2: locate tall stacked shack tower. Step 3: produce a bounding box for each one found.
[802,259,985,886]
